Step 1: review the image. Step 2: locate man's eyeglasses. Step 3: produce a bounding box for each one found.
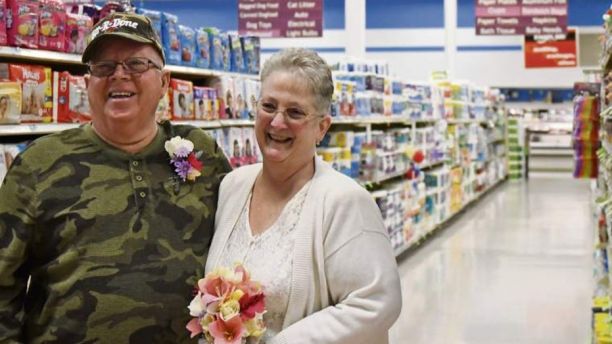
[87,57,162,77]
[257,101,320,124]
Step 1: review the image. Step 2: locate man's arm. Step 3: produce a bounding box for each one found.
[0,156,37,341]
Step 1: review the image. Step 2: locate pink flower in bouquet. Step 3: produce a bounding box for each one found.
[187,263,266,342]
[208,316,245,344]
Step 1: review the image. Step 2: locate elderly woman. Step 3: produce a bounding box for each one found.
[206,48,402,343]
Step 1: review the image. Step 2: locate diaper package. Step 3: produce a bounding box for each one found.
[0,0,7,46]
[8,63,53,123]
[178,25,196,67]
[155,89,171,122]
[136,8,162,42]
[64,13,92,54]
[162,12,181,65]
[6,0,39,49]
[241,36,260,75]
[55,71,90,123]
[0,82,22,124]
[39,0,65,52]
[194,86,217,121]
[169,78,194,120]
[229,33,245,73]
[195,28,210,69]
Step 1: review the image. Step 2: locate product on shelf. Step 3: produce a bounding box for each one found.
[135,8,162,42]
[193,86,216,121]
[229,33,245,74]
[242,127,259,165]
[64,13,92,54]
[169,78,194,120]
[55,71,90,123]
[241,36,260,75]
[38,0,65,52]
[98,0,131,19]
[162,12,181,65]
[65,1,99,25]
[244,79,259,120]
[6,0,40,49]
[218,75,234,119]
[0,0,7,46]
[0,141,28,183]
[573,83,601,179]
[0,81,22,124]
[155,89,170,122]
[195,28,210,69]
[178,25,196,67]
[233,77,248,119]
[204,27,230,72]
[8,63,53,123]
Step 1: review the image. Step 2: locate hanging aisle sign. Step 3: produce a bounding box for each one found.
[475,0,567,36]
[524,29,576,68]
[238,0,323,38]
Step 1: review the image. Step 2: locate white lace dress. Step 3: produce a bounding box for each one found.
[217,181,311,342]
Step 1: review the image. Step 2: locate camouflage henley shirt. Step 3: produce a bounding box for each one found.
[0,121,232,343]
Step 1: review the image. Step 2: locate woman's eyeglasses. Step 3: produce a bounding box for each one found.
[88,57,162,77]
[257,101,320,124]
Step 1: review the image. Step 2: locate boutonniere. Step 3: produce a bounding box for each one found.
[165,136,204,182]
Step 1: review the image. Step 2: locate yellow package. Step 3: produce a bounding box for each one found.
[0,82,22,124]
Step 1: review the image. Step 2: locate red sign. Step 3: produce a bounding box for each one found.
[475,0,567,36]
[238,0,322,38]
[524,29,576,68]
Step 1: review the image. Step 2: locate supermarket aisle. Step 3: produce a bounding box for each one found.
[390,178,594,344]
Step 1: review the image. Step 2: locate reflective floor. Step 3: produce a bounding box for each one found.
[390,178,594,344]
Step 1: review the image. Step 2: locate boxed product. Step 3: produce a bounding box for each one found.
[99,1,130,19]
[155,89,170,122]
[38,0,65,52]
[241,36,260,75]
[162,12,181,65]
[6,0,39,49]
[55,71,90,123]
[242,127,259,165]
[136,8,162,41]
[244,79,259,120]
[218,76,234,119]
[64,13,92,54]
[178,25,196,67]
[233,77,247,119]
[0,0,7,46]
[195,28,210,69]
[8,64,53,123]
[169,78,193,120]
[0,82,22,124]
[229,33,245,73]
[227,127,243,168]
[3,142,28,170]
[194,86,215,121]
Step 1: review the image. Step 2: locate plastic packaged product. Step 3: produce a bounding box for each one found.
[0,0,7,45]
[195,28,210,69]
[217,76,235,119]
[204,27,224,71]
[169,78,193,120]
[136,8,162,42]
[6,0,39,49]
[241,36,260,75]
[0,81,22,124]
[178,25,196,67]
[229,33,245,73]
[39,0,66,52]
[55,71,90,123]
[242,127,259,165]
[233,77,248,119]
[64,1,99,24]
[155,89,171,122]
[244,79,259,120]
[162,12,181,65]
[228,127,244,168]
[8,64,53,123]
[64,13,92,54]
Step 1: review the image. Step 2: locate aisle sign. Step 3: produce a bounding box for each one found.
[524,29,576,68]
[238,0,322,38]
[475,0,567,36]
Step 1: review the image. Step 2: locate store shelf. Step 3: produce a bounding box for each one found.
[0,123,80,136]
[394,176,507,258]
[447,118,487,125]
[218,119,255,126]
[0,46,259,79]
[421,160,444,170]
[331,116,441,125]
[0,46,82,65]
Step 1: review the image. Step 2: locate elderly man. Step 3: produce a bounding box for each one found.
[0,13,231,342]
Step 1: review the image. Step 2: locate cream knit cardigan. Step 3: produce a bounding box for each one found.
[206,156,402,344]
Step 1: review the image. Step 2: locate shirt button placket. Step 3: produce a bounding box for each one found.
[130,160,147,205]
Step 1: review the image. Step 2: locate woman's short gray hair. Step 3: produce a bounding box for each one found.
[261,48,333,115]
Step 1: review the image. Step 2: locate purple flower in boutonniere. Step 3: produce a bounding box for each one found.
[165,136,203,182]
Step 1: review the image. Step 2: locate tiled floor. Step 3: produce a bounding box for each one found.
[390,178,594,344]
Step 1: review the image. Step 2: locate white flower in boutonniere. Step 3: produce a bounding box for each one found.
[165,136,203,182]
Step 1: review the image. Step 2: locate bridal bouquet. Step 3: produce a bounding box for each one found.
[187,264,266,344]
